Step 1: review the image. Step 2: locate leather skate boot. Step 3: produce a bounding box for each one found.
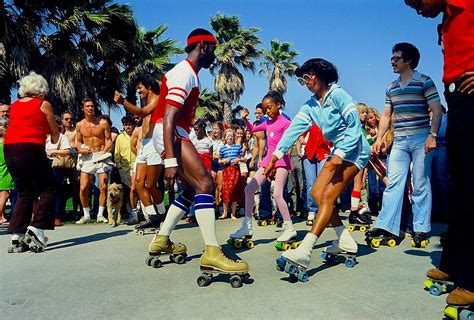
[427,269,451,281]
[324,237,358,254]
[446,287,474,305]
[281,233,317,269]
[200,246,249,273]
[276,220,297,242]
[148,235,186,256]
[230,216,253,239]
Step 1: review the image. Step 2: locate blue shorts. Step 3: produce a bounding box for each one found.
[330,137,370,170]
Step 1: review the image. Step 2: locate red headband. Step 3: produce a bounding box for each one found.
[186,34,217,46]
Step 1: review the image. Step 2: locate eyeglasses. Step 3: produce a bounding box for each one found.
[297,74,313,86]
[390,56,403,62]
[63,118,72,121]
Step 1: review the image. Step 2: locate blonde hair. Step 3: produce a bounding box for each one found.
[357,102,368,115]
[224,128,234,139]
[18,71,49,98]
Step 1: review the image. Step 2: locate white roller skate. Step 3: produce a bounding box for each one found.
[24,226,47,253]
[321,231,358,268]
[227,216,254,249]
[275,220,298,250]
[276,233,317,283]
[7,233,28,253]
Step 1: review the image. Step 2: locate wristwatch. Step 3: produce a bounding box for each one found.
[430,132,438,138]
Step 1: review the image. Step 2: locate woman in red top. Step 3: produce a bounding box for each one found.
[4,72,59,253]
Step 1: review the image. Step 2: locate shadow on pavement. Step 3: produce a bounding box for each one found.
[47,230,131,250]
[404,248,442,267]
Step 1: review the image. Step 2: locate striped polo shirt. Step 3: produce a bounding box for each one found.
[219,144,243,168]
[385,71,440,137]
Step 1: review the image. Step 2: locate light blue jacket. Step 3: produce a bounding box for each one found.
[274,84,364,161]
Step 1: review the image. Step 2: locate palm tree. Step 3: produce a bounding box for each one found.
[196,88,224,123]
[259,39,298,95]
[210,14,261,125]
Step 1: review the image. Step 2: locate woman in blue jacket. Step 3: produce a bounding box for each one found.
[265,58,370,275]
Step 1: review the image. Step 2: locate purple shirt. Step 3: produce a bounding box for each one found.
[244,113,292,170]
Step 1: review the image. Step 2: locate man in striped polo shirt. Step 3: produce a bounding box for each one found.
[369,42,442,246]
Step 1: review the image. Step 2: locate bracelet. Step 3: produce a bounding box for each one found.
[164,158,178,168]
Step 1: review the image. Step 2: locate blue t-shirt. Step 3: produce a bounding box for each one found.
[219,144,244,168]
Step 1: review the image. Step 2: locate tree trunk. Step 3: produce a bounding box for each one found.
[223,101,233,126]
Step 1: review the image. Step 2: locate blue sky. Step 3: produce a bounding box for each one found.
[111,0,444,127]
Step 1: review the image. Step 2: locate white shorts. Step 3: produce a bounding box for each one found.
[137,138,162,165]
[78,152,113,175]
[152,123,190,155]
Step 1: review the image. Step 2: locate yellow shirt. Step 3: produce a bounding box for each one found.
[114,131,136,170]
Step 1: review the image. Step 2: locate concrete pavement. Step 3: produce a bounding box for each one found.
[0,215,447,319]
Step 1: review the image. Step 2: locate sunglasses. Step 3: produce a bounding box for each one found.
[390,56,403,62]
[297,74,313,86]
[63,118,72,121]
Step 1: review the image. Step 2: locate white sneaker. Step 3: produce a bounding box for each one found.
[282,245,312,269]
[306,212,315,225]
[230,216,253,239]
[96,216,108,223]
[76,216,91,224]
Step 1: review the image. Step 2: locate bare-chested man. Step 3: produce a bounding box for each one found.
[75,98,113,224]
[114,74,165,231]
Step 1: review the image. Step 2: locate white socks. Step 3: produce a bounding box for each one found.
[98,206,105,218]
[83,207,91,219]
[156,202,166,215]
[300,233,318,251]
[158,203,185,236]
[146,205,157,216]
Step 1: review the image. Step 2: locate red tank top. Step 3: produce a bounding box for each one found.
[4,98,50,145]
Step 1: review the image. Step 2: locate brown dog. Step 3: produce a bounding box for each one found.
[107,183,123,227]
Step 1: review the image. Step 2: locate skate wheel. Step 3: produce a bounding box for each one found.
[226,239,234,246]
[174,255,185,264]
[348,225,355,232]
[459,309,474,320]
[234,241,243,249]
[421,240,428,248]
[230,275,242,288]
[145,256,154,266]
[151,258,162,268]
[345,258,356,268]
[428,283,443,296]
[138,229,145,236]
[269,220,275,225]
[444,306,458,319]
[298,271,309,283]
[424,279,434,290]
[261,221,267,227]
[387,239,397,247]
[321,252,329,262]
[197,274,212,287]
[7,247,13,253]
[276,257,286,272]
[410,239,416,247]
[282,243,291,251]
[246,241,254,249]
[291,242,300,249]
[359,225,367,233]
[169,255,175,263]
[371,239,380,247]
[285,263,297,276]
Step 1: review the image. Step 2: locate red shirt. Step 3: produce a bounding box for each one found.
[442,0,474,83]
[151,59,200,133]
[4,98,50,145]
[304,124,332,162]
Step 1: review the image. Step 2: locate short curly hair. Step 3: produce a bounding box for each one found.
[18,71,49,98]
[295,58,339,86]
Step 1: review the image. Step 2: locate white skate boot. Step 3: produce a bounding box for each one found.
[25,226,47,253]
[321,228,358,268]
[276,220,297,242]
[276,233,318,282]
[227,216,254,249]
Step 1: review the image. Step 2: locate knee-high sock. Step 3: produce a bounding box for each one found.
[351,190,361,210]
[158,195,192,236]
[194,193,219,247]
[274,168,291,221]
[245,169,265,218]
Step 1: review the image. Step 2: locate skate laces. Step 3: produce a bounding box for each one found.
[220,249,242,263]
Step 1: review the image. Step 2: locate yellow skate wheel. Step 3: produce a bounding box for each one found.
[246,241,255,249]
[387,239,396,247]
[444,305,458,319]
[282,243,291,251]
[359,225,367,232]
[234,241,243,249]
[424,279,433,289]
[371,239,380,247]
[291,242,300,249]
[410,239,416,247]
[348,225,355,232]
[270,220,275,225]
[261,221,267,227]
[421,240,428,248]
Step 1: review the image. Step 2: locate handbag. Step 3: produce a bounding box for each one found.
[51,135,76,169]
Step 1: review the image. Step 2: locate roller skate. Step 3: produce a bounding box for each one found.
[321,239,357,268]
[444,288,474,320]
[275,221,298,251]
[358,203,373,224]
[275,217,283,228]
[348,211,371,233]
[410,232,430,248]
[135,214,163,235]
[145,235,187,268]
[365,228,402,248]
[306,212,315,226]
[424,269,454,296]
[257,214,274,227]
[7,234,29,253]
[227,216,254,249]
[197,245,250,288]
[24,226,47,253]
[276,233,317,283]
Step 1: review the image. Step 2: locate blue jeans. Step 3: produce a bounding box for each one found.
[302,156,325,213]
[375,132,432,235]
[426,145,448,222]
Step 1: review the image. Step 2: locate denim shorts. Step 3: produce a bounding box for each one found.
[330,136,370,170]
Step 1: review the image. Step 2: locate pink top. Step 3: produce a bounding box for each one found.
[244,114,292,170]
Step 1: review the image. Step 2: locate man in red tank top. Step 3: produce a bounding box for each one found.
[75,98,113,224]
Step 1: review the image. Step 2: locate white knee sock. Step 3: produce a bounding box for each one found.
[146,205,157,216]
[156,201,166,215]
[334,225,357,252]
[300,233,318,251]
[158,195,192,236]
[98,206,105,218]
[194,194,219,247]
[83,207,91,219]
